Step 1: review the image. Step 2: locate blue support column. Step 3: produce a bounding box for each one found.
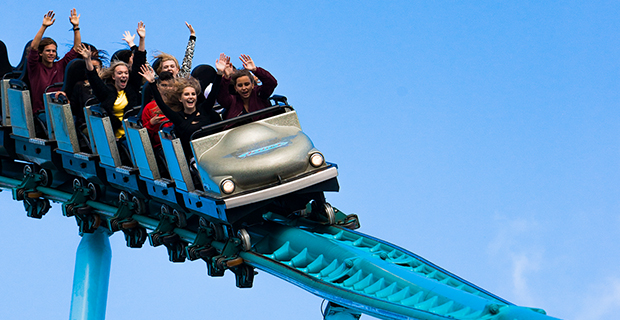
[69,228,112,320]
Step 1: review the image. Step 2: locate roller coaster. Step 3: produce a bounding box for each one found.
[0,41,562,319]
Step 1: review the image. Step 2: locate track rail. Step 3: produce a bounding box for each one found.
[0,173,560,320]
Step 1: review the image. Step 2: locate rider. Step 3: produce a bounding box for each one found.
[215,53,277,120]
[27,9,81,116]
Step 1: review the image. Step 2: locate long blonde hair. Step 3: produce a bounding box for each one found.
[100,61,130,82]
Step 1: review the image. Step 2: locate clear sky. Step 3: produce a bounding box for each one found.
[1,1,619,319]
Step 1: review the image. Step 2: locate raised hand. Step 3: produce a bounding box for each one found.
[122,31,136,47]
[42,11,55,27]
[76,43,92,60]
[137,21,146,38]
[139,64,156,83]
[225,61,234,77]
[185,22,195,37]
[216,53,230,74]
[69,8,80,27]
[239,54,256,72]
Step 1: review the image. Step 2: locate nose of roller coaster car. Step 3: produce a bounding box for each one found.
[190,108,338,209]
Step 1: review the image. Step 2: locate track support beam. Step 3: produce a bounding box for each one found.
[69,227,112,320]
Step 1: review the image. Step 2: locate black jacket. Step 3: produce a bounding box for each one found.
[86,49,146,132]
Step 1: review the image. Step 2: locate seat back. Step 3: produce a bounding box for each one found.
[191,64,217,106]
[83,98,98,154]
[111,49,132,64]
[46,93,79,153]
[123,117,160,180]
[14,40,32,77]
[137,81,152,121]
[1,79,11,126]
[61,59,87,100]
[151,58,161,75]
[0,40,12,80]
[42,92,59,140]
[159,127,194,192]
[85,105,121,167]
[7,79,35,138]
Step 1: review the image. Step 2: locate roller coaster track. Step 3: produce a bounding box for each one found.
[0,173,560,320]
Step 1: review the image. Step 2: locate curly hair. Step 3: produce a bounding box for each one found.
[165,77,201,112]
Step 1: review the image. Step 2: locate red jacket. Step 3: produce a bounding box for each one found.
[141,100,172,149]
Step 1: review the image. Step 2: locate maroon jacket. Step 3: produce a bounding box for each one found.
[218,67,277,120]
[27,47,79,113]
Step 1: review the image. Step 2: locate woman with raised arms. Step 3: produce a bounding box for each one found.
[139,64,221,162]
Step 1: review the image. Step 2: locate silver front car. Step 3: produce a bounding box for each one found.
[191,110,337,208]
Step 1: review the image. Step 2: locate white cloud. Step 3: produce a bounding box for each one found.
[510,252,541,307]
[487,214,544,306]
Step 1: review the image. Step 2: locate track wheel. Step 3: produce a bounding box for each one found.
[40,199,51,215]
[210,222,225,241]
[323,202,336,225]
[199,217,208,228]
[237,229,251,251]
[173,209,187,228]
[73,178,82,190]
[38,168,52,187]
[131,196,145,214]
[23,164,33,175]
[119,190,130,202]
[87,182,100,201]
[160,204,170,215]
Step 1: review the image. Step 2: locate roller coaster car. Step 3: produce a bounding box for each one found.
[189,101,339,213]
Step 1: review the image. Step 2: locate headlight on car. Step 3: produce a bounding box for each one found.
[310,152,324,168]
[221,179,236,194]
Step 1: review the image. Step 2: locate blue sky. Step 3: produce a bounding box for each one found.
[1,1,619,319]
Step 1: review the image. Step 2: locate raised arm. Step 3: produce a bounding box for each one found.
[216,53,234,108]
[239,54,256,72]
[178,22,196,78]
[69,8,81,50]
[216,53,234,79]
[137,21,146,52]
[240,55,277,98]
[30,11,55,51]
[139,65,184,124]
[121,31,136,48]
[129,21,147,90]
[79,43,109,103]
[76,43,93,71]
